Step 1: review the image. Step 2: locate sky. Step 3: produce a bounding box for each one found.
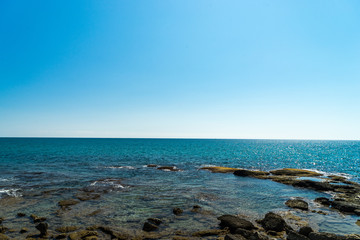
[0,0,360,139]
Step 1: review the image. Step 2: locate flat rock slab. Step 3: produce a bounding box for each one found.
[218,215,256,231]
[285,199,309,210]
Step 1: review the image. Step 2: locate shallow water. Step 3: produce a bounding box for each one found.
[1,138,360,236]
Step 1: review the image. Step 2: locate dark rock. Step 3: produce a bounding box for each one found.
[285,199,309,210]
[234,169,269,178]
[58,199,80,209]
[287,230,310,240]
[299,226,313,237]
[147,218,162,225]
[292,180,334,192]
[20,227,28,233]
[55,226,79,233]
[308,232,340,240]
[225,234,247,240]
[315,197,332,206]
[54,233,67,239]
[0,217,3,224]
[69,230,98,240]
[143,222,158,232]
[218,215,256,231]
[17,212,26,217]
[331,200,360,214]
[35,222,48,236]
[147,164,157,167]
[270,169,322,177]
[234,228,262,240]
[192,229,227,237]
[173,207,183,215]
[259,212,288,232]
[30,214,46,223]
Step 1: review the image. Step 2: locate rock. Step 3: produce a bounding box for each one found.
[54,233,67,239]
[147,164,157,167]
[218,215,256,231]
[233,169,269,178]
[58,199,80,209]
[98,226,130,239]
[192,229,227,237]
[17,212,26,217]
[225,234,247,240]
[84,236,98,240]
[55,226,79,233]
[69,230,98,240]
[331,200,360,214]
[234,228,263,240]
[285,199,309,210]
[75,192,100,201]
[292,180,335,192]
[200,166,241,173]
[30,214,46,223]
[357,220,360,227]
[0,218,3,224]
[0,227,7,234]
[35,222,48,236]
[299,226,313,236]
[157,166,181,171]
[259,212,288,232]
[143,222,158,232]
[287,230,310,240]
[270,168,322,177]
[147,218,162,225]
[0,233,9,240]
[20,227,29,233]
[308,232,340,240]
[315,197,332,206]
[173,207,183,215]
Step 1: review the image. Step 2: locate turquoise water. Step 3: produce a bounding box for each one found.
[1,138,360,236]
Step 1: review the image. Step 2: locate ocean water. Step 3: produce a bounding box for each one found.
[1,138,360,236]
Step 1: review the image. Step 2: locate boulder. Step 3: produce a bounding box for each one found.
[35,222,48,236]
[143,222,158,232]
[259,212,288,232]
[218,215,256,231]
[233,169,269,178]
[287,230,310,240]
[270,169,322,177]
[299,226,313,237]
[285,199,309,210]
[314,197,332,206]
[173,208,183,215]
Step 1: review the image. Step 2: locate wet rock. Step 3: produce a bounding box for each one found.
[292,180,335,192]
[98,226,130,239]
[0,218,3,224]
[308,232,340,240]
[192,229,227,237]
[225,234,247,240]
[270,169,322,177]
[315,197,332,206]
[84,236,98,240]
[233,169,269,178]
[58,199,80,209]
[55,226,79,233]
[191,205,202,212]
[299,226,313,237]
[20,227,29,233]
[147,164,157,167]
[0,227,7,234]
[200,166,241,173]
[143,222,158,232]
[17,212,26,217]
[234,228,263,240]
[157,166,181,171]
[259,212,289,232]
[69,230,98,240]
[287,230,310,240]
[88,210,101,216]
[331,200,360,214]
[218,215,256,232]
[75,192,100,201]
[0,233,9,240]
[54,233,67,239]
[173,207,183,215]
[147,218,162,225]
[356,220,360,227]
[35,222,48,236]
[30,214,46,223]
[285,199,309,210]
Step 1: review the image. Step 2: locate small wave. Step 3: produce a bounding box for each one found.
[90,179,125,189]
[102,166,136,170]
[0,188,22,198]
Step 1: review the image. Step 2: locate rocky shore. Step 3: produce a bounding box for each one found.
[1,166,360,239]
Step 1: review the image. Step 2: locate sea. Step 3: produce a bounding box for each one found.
[1,138,360,236]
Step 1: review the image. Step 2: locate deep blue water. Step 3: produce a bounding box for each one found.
[1,138,360,235]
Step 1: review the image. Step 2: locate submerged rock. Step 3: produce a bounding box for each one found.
[147,218,162,225]
[285,199,309,210]
[68,230,98,240]
[143,222,158,232]
[270,169,322,177]
[58,199,80,209]
[17,212,26,217]
[218,215,256,232]
[55,226,79,233]
[157,166,181,171]
[75,192,100,201]
[173,207,183,215]
[200,166,241,173]
[314,197,332,206]
[147,164,157,167]
[192,229,227,237]
[292,180,334,192]
[30,214,46,223]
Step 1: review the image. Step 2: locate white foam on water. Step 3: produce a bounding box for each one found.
[103,166,135,170]
[0,188,22,198]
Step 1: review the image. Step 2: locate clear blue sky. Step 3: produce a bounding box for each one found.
[1,0,360,139]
